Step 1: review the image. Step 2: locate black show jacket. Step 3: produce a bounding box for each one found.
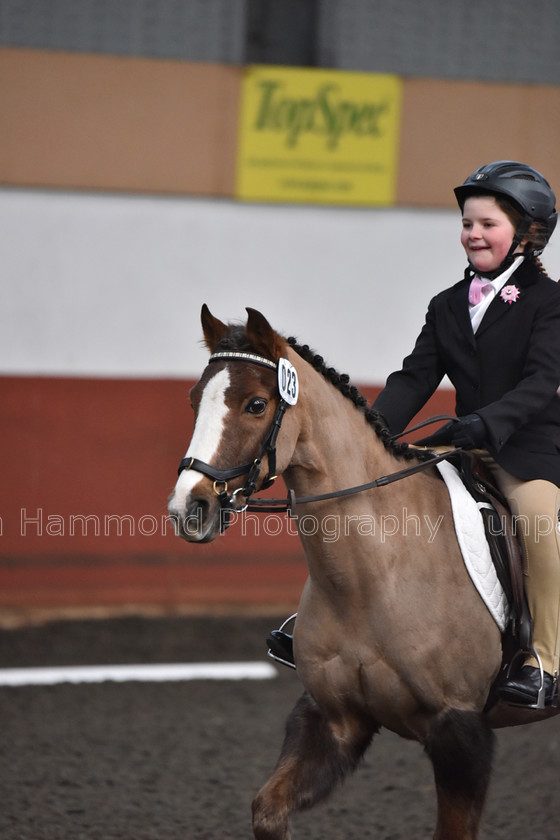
[373,260,560,486]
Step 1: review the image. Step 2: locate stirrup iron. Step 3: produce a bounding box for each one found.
[267,613,297,670]
[505,648,552,710]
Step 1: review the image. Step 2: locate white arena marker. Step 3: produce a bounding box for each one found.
[0,661,277,687]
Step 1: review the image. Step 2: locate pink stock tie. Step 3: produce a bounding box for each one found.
[468,276,494,306]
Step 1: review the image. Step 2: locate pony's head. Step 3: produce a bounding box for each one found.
[168,305,299,542]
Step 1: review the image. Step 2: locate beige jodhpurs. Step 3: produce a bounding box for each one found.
[483,458,560,676]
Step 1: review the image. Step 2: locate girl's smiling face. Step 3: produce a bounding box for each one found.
[460,195,518,274]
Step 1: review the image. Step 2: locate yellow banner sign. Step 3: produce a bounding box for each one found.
[235,66,402,206]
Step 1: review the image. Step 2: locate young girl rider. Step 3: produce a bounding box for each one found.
[373,160,560,708]
[269,160,560,709]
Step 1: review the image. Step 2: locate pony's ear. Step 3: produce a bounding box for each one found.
[246,308,284,360]
[201,304,228,351]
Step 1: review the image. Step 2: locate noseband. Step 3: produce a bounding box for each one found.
[177,351,290,530]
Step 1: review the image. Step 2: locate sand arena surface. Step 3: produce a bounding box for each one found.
[1,615,559,839]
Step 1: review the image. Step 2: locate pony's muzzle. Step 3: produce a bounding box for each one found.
[179,496,217,542]
[168,476,224,542]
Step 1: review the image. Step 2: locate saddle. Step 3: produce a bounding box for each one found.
[445,450,533,653]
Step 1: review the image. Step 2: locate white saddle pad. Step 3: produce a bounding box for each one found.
[437,460,510,632]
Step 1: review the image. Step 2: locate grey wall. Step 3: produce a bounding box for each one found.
[2,0,560,84]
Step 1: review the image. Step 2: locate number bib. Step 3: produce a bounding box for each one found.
[278,358,299,405]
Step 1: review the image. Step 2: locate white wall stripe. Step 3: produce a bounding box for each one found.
[0,661,277,686]
[3,190,560,382]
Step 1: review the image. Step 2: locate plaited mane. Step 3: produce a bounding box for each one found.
[213,325,423,461]
[285,337,422,461]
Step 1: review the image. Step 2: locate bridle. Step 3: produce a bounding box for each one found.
[177,351,289,530]
[177,350,461,532]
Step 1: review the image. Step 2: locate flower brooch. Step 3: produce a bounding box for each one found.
[500,284,520,305]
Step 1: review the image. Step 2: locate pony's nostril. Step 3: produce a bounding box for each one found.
[180,497,209,535]
[188,497,209,517]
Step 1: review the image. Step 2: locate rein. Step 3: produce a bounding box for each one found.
[246,449,455,514]
[245,413,460,513]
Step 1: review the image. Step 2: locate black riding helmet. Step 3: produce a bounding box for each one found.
[454,160,557,276]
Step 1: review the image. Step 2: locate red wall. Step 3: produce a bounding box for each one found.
[0,376,453,615]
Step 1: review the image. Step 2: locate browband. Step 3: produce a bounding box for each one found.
[209,351,277,370]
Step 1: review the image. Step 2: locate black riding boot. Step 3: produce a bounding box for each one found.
[267,630,295,668]
[499,665,558,708]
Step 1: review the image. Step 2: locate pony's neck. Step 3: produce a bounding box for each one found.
[284,352,398,496]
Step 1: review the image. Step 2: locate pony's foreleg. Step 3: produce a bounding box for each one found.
[425,709,494,840]
[252,691,377,840]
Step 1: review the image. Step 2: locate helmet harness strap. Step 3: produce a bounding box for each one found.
[470,215,533,280]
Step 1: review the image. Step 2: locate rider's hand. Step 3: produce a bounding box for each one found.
[415,414,486,449]
[450,414,486,449]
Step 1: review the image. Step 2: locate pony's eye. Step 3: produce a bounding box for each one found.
[246,397,268,416]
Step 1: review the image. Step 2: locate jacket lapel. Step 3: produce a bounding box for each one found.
[447,277,476,347]
[475,260,536,338]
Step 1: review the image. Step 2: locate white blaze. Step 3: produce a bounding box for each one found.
[171,367,230,507]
